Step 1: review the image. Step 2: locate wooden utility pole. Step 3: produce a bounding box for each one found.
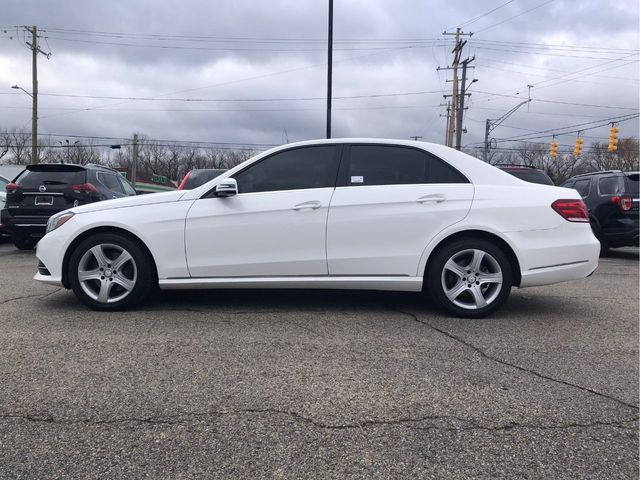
[455,56,475,150]
[24,26,50,164]
[440,28,472,148]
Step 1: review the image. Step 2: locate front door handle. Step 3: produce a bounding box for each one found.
[417,194,446,204]
[292,200,322,211]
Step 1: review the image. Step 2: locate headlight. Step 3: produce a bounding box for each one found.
[46,211,75,234]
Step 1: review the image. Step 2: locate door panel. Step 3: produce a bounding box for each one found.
[327,184,473,276]
[185,188,334,277]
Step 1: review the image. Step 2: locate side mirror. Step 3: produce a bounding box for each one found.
[214,178,238,197]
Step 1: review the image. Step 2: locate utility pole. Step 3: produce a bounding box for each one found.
[439,28,472,147]
[455,56,476,150]
[24,26,51,164]
[483,99,531,163]
[326,0,333,139]
[131,134,139,188]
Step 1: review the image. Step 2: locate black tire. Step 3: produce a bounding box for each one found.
[67,232,156,311]
[426,237,513,318]
[13,234,36,250]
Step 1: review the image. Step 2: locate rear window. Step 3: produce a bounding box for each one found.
[184,169,226,189]
[506,169,554,186]
[15,167,85,188]
[598,176,624,196]
[625,173,639,196]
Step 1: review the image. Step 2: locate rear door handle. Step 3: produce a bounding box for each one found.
[292,200,322,211]
[417,194,446,204]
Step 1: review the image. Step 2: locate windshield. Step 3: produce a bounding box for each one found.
[183,169,226,189]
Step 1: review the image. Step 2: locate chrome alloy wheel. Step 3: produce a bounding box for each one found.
[440,249,503,310]
[77,243,137,304]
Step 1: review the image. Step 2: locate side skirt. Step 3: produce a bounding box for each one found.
[158,276,423,292]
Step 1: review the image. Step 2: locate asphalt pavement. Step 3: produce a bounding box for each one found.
[0,242,638,479]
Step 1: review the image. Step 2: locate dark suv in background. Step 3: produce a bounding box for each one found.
[562,170,639,253]
[1,163,137,249]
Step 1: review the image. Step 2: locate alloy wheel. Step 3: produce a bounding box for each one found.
[77,243,137,304]
[440,248,503,310]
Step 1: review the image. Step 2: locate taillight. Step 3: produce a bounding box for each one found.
[5,182,18,193]
[178,171,192,190]
[70,183,98,193]
[551,199,589,222]
[612,195,633,212]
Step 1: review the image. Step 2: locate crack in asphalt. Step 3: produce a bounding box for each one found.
[0,288,62,305]
[388,306,639,412]
[0,410,636,433]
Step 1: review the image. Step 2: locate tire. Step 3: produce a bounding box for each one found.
[426,238,513,318]
[67,232,156,311]
[13,234,36,250]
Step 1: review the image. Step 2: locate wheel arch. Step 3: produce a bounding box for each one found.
[423,229,522,287]
[61,226,159,288]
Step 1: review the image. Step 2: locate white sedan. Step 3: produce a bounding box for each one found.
[35,139,599,317]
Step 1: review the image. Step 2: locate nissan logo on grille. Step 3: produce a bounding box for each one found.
[39,185,47,192]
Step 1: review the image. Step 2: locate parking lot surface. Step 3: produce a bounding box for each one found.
[0,243,638,479]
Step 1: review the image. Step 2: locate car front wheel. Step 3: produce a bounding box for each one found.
[426,238,512,318]
[68,232,155,310]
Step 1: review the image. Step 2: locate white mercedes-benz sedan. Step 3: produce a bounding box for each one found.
[34,139,599,317]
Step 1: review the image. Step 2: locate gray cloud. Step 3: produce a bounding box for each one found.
[1,0,638,149]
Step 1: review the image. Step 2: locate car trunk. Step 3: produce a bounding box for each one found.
[7,164,92,217]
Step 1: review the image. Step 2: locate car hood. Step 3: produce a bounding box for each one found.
[70,190,187,215]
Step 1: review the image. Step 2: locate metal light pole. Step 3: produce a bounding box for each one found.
[483,99,530,162]
[11,84,36,163]
[326,0,333,139]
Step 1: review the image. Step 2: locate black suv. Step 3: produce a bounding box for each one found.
[562,171,639,252]
[1,163,137,249]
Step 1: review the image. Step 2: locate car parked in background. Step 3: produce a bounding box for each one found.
[35,139,599,318]
[495,164,554,185]
[562,170,639,253]
[2,163,136,250]
[0,174,11,238]
[178,169,226,190]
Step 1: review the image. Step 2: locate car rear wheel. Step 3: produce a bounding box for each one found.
[13,234,36,250]
[68,232,155,310]
[426,238,512,318]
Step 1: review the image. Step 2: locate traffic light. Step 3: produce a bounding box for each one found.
[608,126,619,152]
[573,136,584,157]
[549,139,559,158]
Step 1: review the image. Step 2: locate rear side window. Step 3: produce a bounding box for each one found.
[598,176,623,195]
[234,146,338,194]
[15,168,85,188]
[573,179,591,197]
[625,174,639,195]
[97,172,124,193]
[184,169,225,189]
[347,145,467,186]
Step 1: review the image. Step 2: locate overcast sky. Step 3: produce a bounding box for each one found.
[1,0,638,152]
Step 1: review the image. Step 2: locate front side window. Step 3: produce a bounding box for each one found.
[598,176,623,196]
[347,145,467,186]
[234,146,338,194]
[97,172,124,193]
[573,179,591,197]
[118,176,137,195]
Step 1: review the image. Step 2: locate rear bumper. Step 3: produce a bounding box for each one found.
[602,220,639,247]
[1,212,49,238]
[504,224,600,288]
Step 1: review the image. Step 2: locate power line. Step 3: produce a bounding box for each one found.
[452,0,516,29]
[475,0,556,34]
